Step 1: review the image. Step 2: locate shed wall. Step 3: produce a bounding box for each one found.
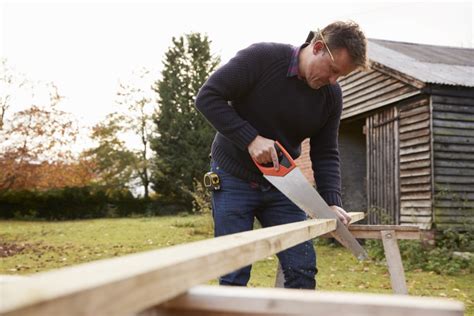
[432,94,474,230]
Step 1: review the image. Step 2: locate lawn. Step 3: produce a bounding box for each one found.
[1,214,473,314]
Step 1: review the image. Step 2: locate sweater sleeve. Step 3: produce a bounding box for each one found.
[195,44,268,150]
[309,84,343,207]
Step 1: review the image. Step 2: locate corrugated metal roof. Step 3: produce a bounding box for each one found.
[368,39,474,87]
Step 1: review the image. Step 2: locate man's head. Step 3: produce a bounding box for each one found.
[299,21,368,90]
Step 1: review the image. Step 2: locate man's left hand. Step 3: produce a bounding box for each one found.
[329,205,351,226]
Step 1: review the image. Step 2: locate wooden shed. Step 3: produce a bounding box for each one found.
[297,39,474,230]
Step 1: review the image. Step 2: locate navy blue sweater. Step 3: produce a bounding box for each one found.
[195,42,343,207]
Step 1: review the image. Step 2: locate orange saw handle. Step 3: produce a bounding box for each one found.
[252,141,296,177]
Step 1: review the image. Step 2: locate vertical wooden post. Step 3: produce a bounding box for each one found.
[381,230,408,295]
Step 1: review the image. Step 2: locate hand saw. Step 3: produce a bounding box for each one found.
[253,141,368,261]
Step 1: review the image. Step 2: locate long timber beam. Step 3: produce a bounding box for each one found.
[1,214,361,316]
[150,285,464,316]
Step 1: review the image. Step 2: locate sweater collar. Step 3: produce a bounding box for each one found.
[287,42,310,78]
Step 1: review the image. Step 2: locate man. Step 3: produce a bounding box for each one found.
[195,21,368,289]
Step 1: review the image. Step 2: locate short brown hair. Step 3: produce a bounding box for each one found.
[311,21,368,69]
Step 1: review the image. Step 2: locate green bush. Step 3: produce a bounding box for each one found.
[0,187,151,220]
[366,229,474,275]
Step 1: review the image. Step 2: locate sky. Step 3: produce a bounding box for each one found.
[1,0,473,149]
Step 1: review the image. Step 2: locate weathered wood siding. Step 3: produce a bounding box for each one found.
[397,97,433,229]
[366,106,399,225]
[340,67,420,120]
[432,94,474,230]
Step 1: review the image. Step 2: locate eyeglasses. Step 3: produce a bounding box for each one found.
[318,28,335,62]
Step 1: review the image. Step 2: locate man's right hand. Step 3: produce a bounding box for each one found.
[248,135,280,170]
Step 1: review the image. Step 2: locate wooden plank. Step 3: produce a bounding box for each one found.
[399,105,429,119]
[399,120,430,133]
[435,192,474,200]
[434,135,474,145]
[400,175,431,185]
[400,184,431,192]
[432,95,474,105]
[435,183,474,192]
[400,200,431,208]
[394,107,400,225]
[399,113,430,126]
[342,72,385,94]
[435,223,472,231]
[348,225,420,232]
[321,225,421,240]
[434,160,474,168]
[0,218,340,316]
[434,200,474,208]
[434,104,474,114]
[433,143,474,153]
[345,83,410,109]
[399,128,430,141]
[435,175,474,184]
[434,208,474,216]
[434,215,474,224]
[398,97,429,112]
[400,168,431,178]
[400,151,430,163]
[344,78,400,104]
[401,207,432,216]
[433,126,474,137]
[434,151,474,161]
[381,230,408,295]
[342,90,420,120]
[339,69,372,86]
[433,112,474,122]
[399,216,431,226]
[400,192,431,200]
[399,135,430,148]
[151,285,464,316]
[400,145,430,156]
[400,160,431,170]
[435,167,474,176]
[432,119,474,130]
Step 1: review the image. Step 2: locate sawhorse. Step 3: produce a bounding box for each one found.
[275,225,421,295]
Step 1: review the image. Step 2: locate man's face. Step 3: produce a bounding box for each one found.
[304,42,357,90]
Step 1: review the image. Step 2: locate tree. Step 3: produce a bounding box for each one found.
[115,68,155,199]
[0,84,80,190]
[82,68,155,198]
[81,113,135,193]
[151,33,220,209]
[0,58,27,130]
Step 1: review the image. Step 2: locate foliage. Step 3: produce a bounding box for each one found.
[0,58,23,130]
[0,160,94,191]
[187,179,212,214]
[0,187,148,220]
[151,32,220,211]
[0,84,81,190]
[81,113,136,193]
[367,206,395,225]
[114,68,155,199]
[366,229,474,275]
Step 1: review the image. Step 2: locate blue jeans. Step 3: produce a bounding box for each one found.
[210,161,317,289]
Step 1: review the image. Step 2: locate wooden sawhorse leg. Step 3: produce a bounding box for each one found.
[381,230,408,295]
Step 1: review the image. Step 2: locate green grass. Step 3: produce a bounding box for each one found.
[1,215,473,315]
